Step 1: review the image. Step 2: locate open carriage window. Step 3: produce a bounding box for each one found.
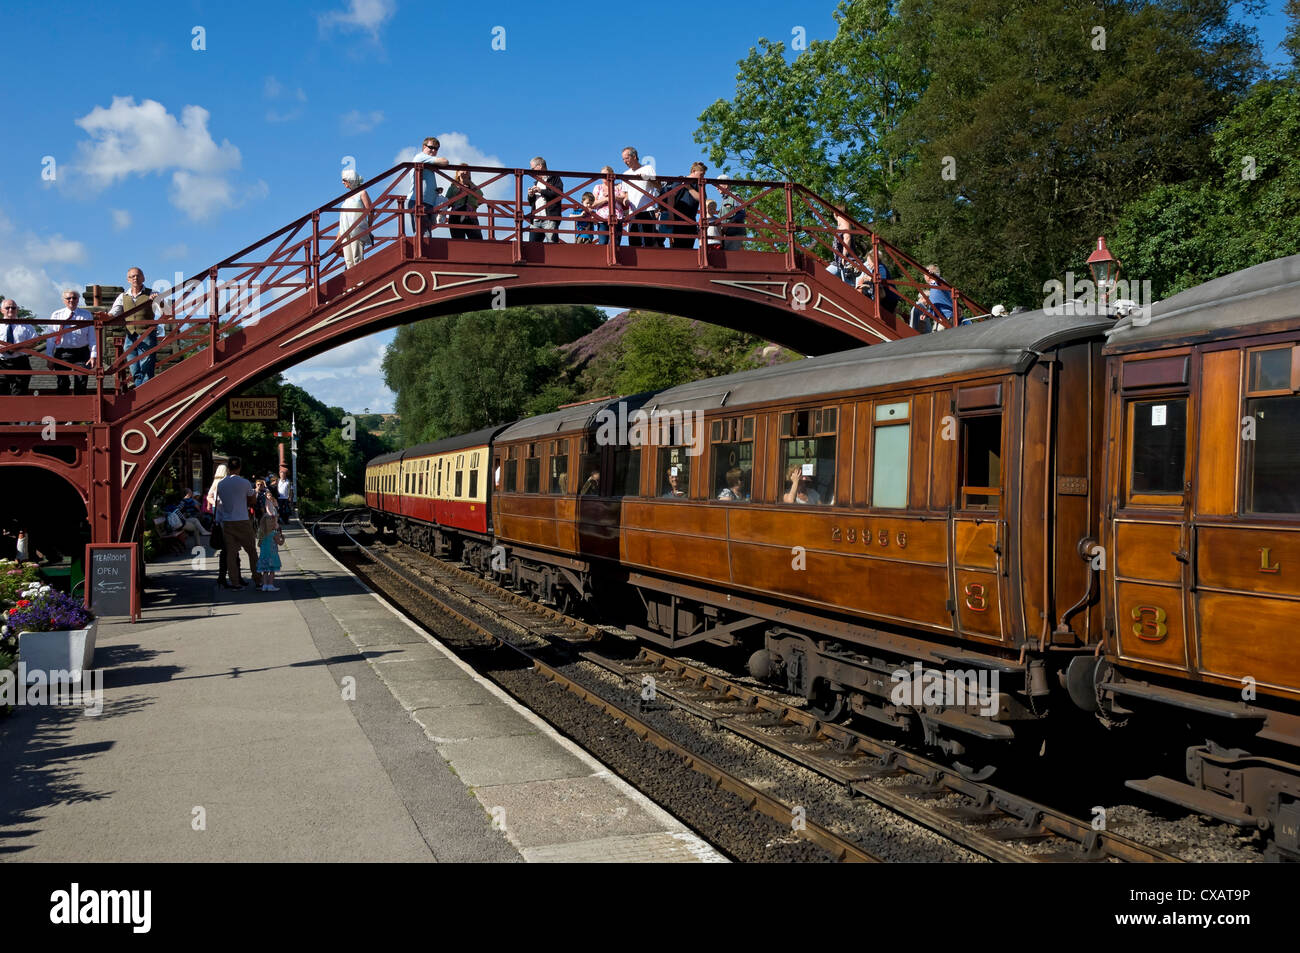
[577,435,600,496]
[779,407,836,505]
[524,443,541,494]
[548,439,569,494]
[710,415,754,501]
[959,414,1002,510]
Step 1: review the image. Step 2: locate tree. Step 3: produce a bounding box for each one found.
[696,0,920,218]
[381,304,603,444]
[1113,75,1300,297]
[883,0,1260,307]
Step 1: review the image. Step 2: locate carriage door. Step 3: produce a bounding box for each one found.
[951,384,1008,643]
[1109,353,1194,677]
[1193,343,1300,695]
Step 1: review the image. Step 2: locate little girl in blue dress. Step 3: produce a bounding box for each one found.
[256,506,282,592]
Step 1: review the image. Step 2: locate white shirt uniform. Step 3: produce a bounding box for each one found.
[45,307,98,358]
[625,162,657,211]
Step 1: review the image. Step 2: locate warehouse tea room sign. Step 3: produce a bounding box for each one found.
[227,396,280,422]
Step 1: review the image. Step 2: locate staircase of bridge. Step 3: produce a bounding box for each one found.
[0,162,984,542]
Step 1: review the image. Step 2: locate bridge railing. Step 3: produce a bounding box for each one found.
[1,163,985,404]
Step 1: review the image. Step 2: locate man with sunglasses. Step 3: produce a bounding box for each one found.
[405,137,450,238]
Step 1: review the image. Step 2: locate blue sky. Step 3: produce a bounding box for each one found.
[2,0,1292,413]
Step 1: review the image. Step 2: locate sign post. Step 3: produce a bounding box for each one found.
[227,396,280,422]
[85,542,139,622]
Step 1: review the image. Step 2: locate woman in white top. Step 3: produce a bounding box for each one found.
[205,464,228,517]
[337,169,374,268]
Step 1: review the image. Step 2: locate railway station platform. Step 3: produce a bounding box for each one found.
[0,523,722,863]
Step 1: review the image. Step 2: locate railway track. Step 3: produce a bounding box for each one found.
[318,509,1182,864]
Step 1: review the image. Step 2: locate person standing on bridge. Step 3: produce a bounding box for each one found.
[621,147,660,248]
[526,157,563,243]
[446,168,484,240]
[46,289,96,395]
[215,456,261,591]
[405,137,450,239]
[109,268,166,388]
[0,299,41,397]
[337,169,374,268]
[717,175,747,251]
[591,166,630,245]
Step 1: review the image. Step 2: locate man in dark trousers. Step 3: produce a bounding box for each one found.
[214,456,261,590]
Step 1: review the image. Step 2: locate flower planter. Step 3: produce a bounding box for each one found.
[19,620,98,683]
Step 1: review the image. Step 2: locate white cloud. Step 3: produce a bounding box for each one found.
[72,97,261,222]
[160,242,190,260]
[282,330,395,413]
[110,208,131,231]
[319,0,395,38]
[341,109,384,134]
[0,212,88,317]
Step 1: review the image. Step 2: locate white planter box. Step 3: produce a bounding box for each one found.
[19,619,98,683]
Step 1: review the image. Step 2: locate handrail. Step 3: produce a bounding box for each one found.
[0,163,984,407]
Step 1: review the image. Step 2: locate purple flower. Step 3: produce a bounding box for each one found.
[8,590,94,634]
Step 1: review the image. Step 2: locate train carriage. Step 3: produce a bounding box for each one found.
[1090,254,1300,851]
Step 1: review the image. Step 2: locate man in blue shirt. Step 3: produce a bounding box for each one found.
[405,137,450,237]
[909,264,954,333]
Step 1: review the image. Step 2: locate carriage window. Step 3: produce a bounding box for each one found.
[1245,394,1300,513]
[1128,398,1186,498]
[612,447,641,496]
[455,467,464,497]
[469,467,479,498]
[658,447,692,498]
[779,407,836,505]
[503,454,517,492]
[711,415,754,501]
[872,401,910,508]
[577,435,600,495]
[960,414,1002,509]
[1248,346,1295,395]
[549,439,569,494]
[524,458,541,493]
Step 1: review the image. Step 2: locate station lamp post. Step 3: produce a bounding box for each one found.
[1087,235,1121,306]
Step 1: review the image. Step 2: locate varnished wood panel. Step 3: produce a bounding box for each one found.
[930,390,954,510]
[1123,355,1189,389]
[956,568,1002,640]
[1052,342,1103,644]
[496,514,563,551]
[910,392,932,509]
[1019,368,1049,637]
[954,519,999,569]
[1114,520,1184,584]
[728,542,953,628]
[1195,349,1242,516]
[1197,592,1300,695]
[853,401,871,506]
[727,509,948,564]
[1198,525,1300,597]
[1114,581,1188,670]
[623,531,731,581]
[623,499,728,537]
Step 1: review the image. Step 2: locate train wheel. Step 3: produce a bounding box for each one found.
[807,683,847,722]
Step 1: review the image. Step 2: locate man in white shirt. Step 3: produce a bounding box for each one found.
[405,137,450,238]
[0,299,41,396]
[621,146,662,248]
[46,289,97,395]
[214,455,260,590]
[108,267,167,388]
[276,465,295,520]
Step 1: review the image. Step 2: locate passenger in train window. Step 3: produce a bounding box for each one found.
[783,465,822,505]
[579,467,600,495]
[717,467,747,501]
[661,466,686,498]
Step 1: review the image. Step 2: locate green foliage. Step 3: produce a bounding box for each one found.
[697,0,1263,309]
[381,305,602,444]
[1114,77,1300,297]
[577,312,778,398]
[0,559,41,607]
